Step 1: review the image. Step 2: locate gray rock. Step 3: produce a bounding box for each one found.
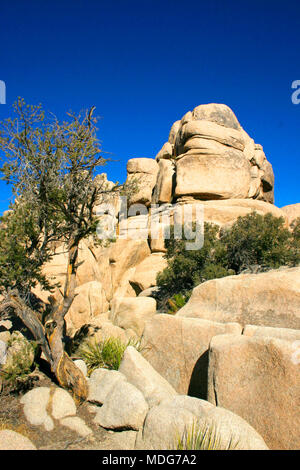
[51,388,77,420]
[119,346,177,407]
[136,395,268,450]
[93,381,149,431]
[243,324,300,342]
[88,369,127,405]
[135,396,213,450]
[60,417,93,437]
[20,387,54,431]
[207,334,300,450]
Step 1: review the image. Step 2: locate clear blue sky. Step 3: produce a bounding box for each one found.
[0,0,299,213]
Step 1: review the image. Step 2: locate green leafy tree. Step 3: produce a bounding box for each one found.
[0,98,126,400]
[220,212,297,273]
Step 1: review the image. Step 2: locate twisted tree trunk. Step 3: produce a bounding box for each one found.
[0,237,88,402]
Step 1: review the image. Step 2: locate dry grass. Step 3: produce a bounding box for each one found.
[0,417,35,440]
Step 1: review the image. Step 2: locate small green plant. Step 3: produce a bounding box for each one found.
[167,293,190,314]
[77,336,140,374]
[0,342,34,390]
[175,420,239,450]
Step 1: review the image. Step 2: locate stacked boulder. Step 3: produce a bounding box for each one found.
[127,103,275,206]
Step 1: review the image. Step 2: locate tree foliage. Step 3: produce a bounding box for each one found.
[221,212,296,273]
[0,98,124,400]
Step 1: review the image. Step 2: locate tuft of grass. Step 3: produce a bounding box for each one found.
[175,420,240,451]
[77,336,141,374]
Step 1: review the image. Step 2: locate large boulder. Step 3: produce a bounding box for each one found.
[119,346,177,407]
[136,395,268,450]
[109,297,157,336]
[200,199,286,227]
[129,253,168,293]
[88,369,127,405]
[155,141,173,161]
[93,380,149,431]
[20,386,77,432]
[176,267,300,329]
[207,334,300,450]
[176,119,245,155]
[154,103,275,203]
[174,151,252,200]
[126,158,158,207]
[190,103,241,129]
[141,314,242,396]
[152,159,175,204]
[243,324,300,342]
[107,239,151,300]
[65,281,109,332]
[20,387,54,431]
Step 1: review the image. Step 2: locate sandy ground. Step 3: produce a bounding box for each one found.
[0,370,136,451]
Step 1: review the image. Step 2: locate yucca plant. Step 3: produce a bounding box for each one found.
[77,336,140,374]
[175,420,240,450]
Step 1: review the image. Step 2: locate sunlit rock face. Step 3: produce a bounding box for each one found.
[36,104,280,332]
[154,103,274,204]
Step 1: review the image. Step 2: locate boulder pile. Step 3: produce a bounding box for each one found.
[2,103,298,450]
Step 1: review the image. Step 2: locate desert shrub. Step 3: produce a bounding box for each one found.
[77,336,140,374]
[220,212,298,273]
[156,222,233,310]
[156,212,299,311]
[0,339,36,392]
[175,420,239,450]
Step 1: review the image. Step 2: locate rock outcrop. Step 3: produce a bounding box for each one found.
[140,315,242,396]
[155,103,274,204]
[86,349,269,450]
[207,334,300,450]
[31,104,292,337]
[176,267,300,329]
